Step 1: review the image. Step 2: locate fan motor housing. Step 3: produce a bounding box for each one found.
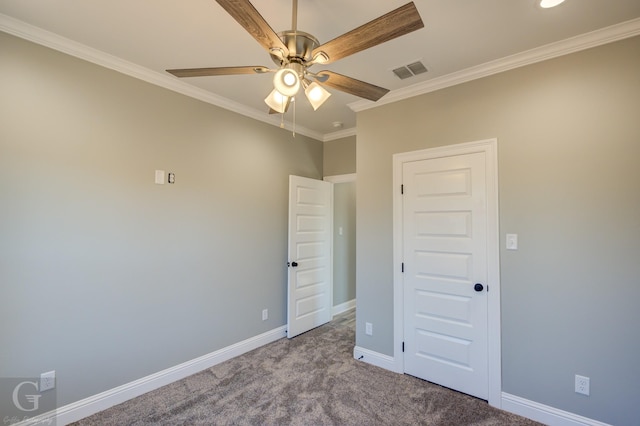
[271,31,320,66]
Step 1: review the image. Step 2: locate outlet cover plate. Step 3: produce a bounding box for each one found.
[575,374,590,396]
[365,322,373,336]
[40,370,56,392]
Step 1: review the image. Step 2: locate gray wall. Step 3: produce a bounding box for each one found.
[323,136,356,176]
[355,35,640,425]
[0,32,323,407]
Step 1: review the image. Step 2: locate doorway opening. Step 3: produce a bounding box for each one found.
[325,173,356,317]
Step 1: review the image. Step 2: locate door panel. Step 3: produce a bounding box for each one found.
[287,175,333,338]
[403,152,488,399]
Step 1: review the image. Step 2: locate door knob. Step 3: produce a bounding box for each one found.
[474,283,484,292]
[291,261,298,267]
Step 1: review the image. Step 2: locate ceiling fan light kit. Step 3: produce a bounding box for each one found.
[167,0,424,117]
[264,89,290,113]
[303,81,331,111]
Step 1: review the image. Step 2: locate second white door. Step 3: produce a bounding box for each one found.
[287,175,333,338]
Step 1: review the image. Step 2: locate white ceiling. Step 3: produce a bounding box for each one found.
[2,0,640,140]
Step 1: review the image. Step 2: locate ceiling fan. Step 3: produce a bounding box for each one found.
[167,0,424,114]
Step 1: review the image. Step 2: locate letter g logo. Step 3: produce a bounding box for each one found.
[12,380,41,412]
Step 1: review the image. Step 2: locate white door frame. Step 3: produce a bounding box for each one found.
[324,173,356,184]
[392,138,502,407]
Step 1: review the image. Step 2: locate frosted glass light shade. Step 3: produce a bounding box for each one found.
[304,82,331,110]
[264,89,290,113]
[273,69,300,97]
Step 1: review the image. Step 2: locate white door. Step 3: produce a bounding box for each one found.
[403,152,489,399]
[287,175,333,338]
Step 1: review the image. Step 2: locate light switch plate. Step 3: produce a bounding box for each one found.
[155,170,165,185]
[506,234,518,250]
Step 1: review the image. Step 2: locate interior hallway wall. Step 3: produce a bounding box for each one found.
[332,180,356,307]
[324,136,357,310]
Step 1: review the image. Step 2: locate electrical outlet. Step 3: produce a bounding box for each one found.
[40,370,56,392]
[575,374,590,396]
[365,322,373,336]
[262,309,268,321]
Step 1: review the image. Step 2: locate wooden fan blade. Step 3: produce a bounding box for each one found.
[318,71,389,102]
[167,66,269,78]
[215,0,288,55]
[312,2,423,64]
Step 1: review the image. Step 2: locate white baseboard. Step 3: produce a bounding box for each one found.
[502,392,611,426]
[333,299,356,316]
[20,325,287,426]
[353,346,399,373]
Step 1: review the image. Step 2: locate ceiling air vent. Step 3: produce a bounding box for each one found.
[392,61,428,80]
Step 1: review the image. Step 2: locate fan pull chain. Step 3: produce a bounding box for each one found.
[292,96,296,137]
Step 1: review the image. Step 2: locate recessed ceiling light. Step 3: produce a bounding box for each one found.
[539,0,565,8]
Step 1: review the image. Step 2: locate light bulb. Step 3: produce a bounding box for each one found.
[283,72,297,87]
[303,81,331,111]
[308,86,323,101]
[264,89,290,113]
[273,69,300,97]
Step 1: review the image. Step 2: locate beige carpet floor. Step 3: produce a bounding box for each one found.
[71,310,542,425]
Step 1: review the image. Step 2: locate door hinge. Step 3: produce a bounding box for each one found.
[487,285,489,292]
[402,341,405,352]
[401,184,404,194]
[401,262,404,273]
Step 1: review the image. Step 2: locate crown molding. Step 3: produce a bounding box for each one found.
[350,17,640,113]
[4,13,639,140]
[323,127,357,142]
[0,13,324,141]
